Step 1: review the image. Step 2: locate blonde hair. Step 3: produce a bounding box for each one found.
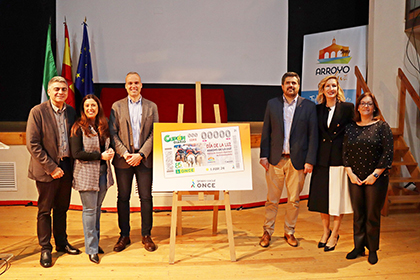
[316,75,345,104]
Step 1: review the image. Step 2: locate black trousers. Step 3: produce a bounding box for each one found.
[348,175,388,252]
[36,158,73,252]
[115,162,153,237]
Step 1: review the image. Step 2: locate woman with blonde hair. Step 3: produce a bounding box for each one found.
[308,75,354,251]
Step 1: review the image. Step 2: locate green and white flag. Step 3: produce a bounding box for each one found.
[41,23,57,103]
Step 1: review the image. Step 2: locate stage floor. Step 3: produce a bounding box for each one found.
[0,201,419,279]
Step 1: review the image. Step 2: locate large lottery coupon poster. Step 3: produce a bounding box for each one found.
[153,123,252,191]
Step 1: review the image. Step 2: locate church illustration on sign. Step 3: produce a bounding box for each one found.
[318,38,351,64]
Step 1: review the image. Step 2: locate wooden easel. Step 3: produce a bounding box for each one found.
[168,82,236,264]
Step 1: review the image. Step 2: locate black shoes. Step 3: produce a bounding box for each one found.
[324,235,339,252]
[318,230,332,248]
[368,251,378,265]
[40,251,52,268]
[98,246,104,254]
[346,248,366,259]
[346,248,377,264]
[40,243,80,267]
[56,243,81,255]
[89,253,100,264]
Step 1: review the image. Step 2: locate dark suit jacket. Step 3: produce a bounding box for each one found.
[109,96,159,169]
[260,95,318,170]
[26,101,77,182]
[315,102,354,167]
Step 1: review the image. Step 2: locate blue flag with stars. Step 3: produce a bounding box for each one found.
[75,22,94,97]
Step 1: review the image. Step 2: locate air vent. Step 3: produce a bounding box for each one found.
[0,162,17,191]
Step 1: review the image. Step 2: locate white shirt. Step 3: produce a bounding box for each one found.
[327,105,336,128]
[282,95,298,154]
[128,97,142,150]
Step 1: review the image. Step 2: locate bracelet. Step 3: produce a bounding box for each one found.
[373,173,379,178]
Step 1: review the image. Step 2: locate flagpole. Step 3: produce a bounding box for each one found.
[75,17,94,98]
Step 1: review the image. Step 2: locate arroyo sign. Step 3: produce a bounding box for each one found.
[301,25,367,104]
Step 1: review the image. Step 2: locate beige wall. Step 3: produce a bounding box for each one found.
[368,0,420,164]
[0,146,38,201]
[0,146,272,208]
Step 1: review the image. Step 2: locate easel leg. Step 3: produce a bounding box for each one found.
[212,191,219,235]
[169,191,178,264]
[177,192,183,235]
[224,191,236,261]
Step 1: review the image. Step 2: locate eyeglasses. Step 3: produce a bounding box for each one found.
[359,102,373,107]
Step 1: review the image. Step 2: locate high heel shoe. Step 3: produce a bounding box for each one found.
[346,248,365,259]
[324,235,339,252]
[89,254,99,264]
[318,230,332,248]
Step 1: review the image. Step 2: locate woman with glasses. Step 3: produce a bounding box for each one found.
[308,75,354,252]
[343,92,393,265]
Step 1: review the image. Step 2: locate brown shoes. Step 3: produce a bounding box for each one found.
[113,235,156,252]
[260,232,299,247]
[113,236,131,252]
[259,231,271,247]
[142,235,157,252]
[284,233,298,247]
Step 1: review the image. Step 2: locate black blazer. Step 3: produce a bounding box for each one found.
[260,95,318,170]
[315,101,354,167]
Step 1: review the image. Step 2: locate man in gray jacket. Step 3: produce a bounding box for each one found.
[109,72,159,252]
[26,76,80,268]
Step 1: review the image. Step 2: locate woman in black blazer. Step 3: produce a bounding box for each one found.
[308,75,354,251]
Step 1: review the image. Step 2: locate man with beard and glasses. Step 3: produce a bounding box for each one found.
[259,72,318,248]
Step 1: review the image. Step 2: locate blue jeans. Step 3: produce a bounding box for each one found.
[79,173,108,254]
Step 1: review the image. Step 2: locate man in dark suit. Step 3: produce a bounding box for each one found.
[26,76,81,268]
[109,72,159,252]
[259,72,318,248]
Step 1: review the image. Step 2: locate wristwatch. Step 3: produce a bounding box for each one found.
[373,173,379,178]
[139,152,145,158]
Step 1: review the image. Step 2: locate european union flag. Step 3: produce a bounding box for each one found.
[75,22,94,97]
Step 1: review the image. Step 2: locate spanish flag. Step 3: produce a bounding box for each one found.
[62,20,75,108]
